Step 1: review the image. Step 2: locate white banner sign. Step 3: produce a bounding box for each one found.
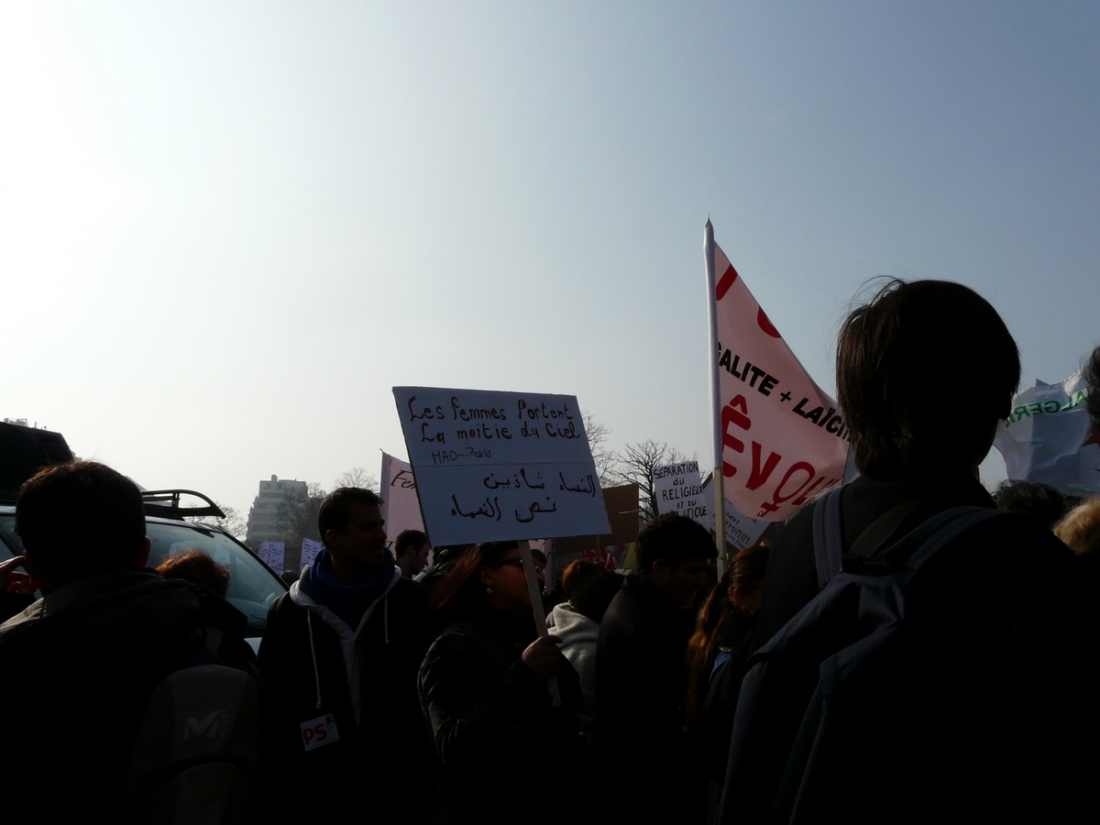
[379,451,426,547]
[300,538,323,568]
[708,229,850,521]
[393,387,611,546]
[700,472,770,552]
[723,505,770,552]
[654,460,713,529]
[994,371,1099,494]
[258,541,285,572]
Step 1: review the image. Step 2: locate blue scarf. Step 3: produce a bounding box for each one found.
[305,546,396,631]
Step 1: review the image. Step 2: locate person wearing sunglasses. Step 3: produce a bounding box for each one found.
[419,541,582,824]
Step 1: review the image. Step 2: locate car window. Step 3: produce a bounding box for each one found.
[0,513,285,633]
[0,513,22,562]
[145,520,285,631]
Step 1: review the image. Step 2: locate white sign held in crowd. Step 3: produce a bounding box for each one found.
[994,372,1100,494]
[723,505,769,552]
[699,472,770,552]
[300,538,323,568]
[706,223,850,522]
[379,451,426,545]
[258,541,285,572]
[654,460,713,529]
[393,387,611,546]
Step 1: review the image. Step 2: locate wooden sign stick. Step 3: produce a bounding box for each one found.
[519,539,561,707]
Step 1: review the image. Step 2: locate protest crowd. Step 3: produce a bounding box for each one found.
[2,278,1100,824]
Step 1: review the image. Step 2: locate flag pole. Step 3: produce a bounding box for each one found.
[705,219,727,575]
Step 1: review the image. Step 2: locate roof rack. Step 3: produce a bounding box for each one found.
[141,489,225,520]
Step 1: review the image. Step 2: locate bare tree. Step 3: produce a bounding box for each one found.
[582,412,616,488]
[276,482,327,567]
[187,502,247,540]
[610,440,687,523]
[334,467,379,491]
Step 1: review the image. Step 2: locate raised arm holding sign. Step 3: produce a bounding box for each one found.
[402,387,606,824]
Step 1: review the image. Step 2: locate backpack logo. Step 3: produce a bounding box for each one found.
[183,710,227,741]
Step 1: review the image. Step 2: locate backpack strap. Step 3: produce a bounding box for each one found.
[847,499,929,560]
[813,491,1006,586]
[881,505,1007,574]
[812,488,844,590]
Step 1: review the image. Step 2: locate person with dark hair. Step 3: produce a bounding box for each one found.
[418,541,581,825]
[545,560,622,733]
[0,461,260,822]
[414,543,470,597]
[394,529,430,579]
[594,513,716,822]
[280,567,300,585]
[722,279,1096,824]
[993,479,1070,530]
[258,486,431,824]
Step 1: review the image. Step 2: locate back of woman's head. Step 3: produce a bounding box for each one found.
[157,550,231,598]
[730,543,769,605]
[560,560,622,623]
[1054,497,1100,558]
[429,541,518,619]
[837,279,1019,476]
[684,571,734,725]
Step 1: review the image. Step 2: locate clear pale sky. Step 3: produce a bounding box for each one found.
[4,2,1098,520]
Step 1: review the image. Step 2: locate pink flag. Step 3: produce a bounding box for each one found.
[707,224,849,522]
[379,452,426,544]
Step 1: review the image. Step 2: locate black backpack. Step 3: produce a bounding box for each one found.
[717,489,1008,825]
[124,591,262,825]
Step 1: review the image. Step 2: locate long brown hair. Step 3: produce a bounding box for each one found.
[683,543,770,725]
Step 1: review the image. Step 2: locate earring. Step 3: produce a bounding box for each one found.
[486,586,494,596]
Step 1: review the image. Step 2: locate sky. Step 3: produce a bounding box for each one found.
[3,1,1098,522]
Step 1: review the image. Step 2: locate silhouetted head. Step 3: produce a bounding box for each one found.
[15,461,148,589]
[837,279,1019,477]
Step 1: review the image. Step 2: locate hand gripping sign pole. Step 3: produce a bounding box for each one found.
[518,539,561,706]
[705,219,728,575]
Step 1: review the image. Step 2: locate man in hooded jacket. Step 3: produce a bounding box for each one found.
[258,487,431,824]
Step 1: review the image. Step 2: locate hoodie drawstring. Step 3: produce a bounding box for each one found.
[383,594,390,644]
[307,610,323,711]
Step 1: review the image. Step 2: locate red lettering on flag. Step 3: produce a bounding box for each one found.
[746,442,782,490]
[757,308,781,338]
[721,395,750,477]
[715,264,739,301]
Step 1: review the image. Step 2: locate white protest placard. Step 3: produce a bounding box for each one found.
[700,472,770,552]
[380,451,426,546]
[300,538,323,568]
[723,505,769,552]
[393,387,611,546]
[258,541,285,572]
[654,460,713,529]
